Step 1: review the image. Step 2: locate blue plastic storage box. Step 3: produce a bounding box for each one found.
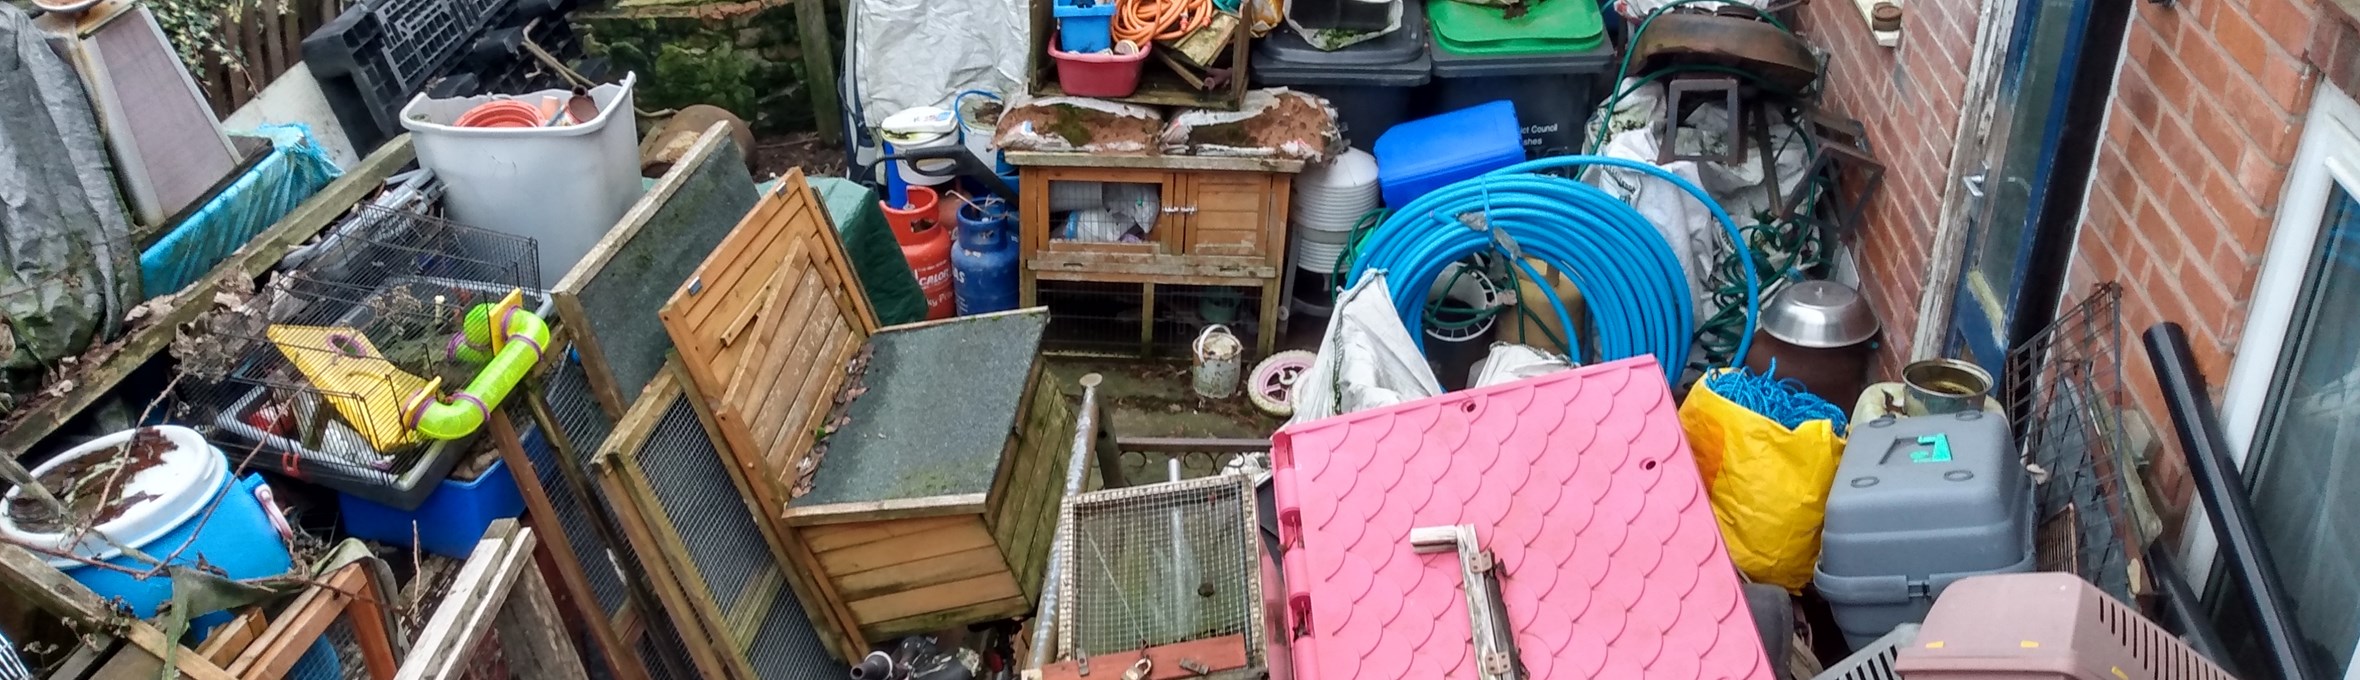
[1374,101,1526,207]
[1054,0,1117,53]
[339,446,528,558]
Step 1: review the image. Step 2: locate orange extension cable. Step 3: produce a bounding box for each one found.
[1111,0,1213,46]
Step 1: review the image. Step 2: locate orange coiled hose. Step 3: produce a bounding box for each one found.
[1111,0,1213,46]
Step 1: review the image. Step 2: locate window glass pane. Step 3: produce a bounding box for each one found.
[2218,185,2360,674]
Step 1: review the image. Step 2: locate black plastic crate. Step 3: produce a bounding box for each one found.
[303,0,521,152]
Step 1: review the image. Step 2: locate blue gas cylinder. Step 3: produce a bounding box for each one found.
[953,200,1019,315]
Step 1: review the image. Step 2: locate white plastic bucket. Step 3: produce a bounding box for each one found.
[882,106,962,187]
[400,74,645,281]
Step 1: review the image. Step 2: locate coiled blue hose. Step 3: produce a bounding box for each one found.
[1346,155,1759,384]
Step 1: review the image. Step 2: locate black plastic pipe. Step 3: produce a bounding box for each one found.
[2143,540,2236,672]
[2142,322,2316,680]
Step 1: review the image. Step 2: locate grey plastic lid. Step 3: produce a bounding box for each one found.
[1429,36,1616,78]
[1252,0,1432,85]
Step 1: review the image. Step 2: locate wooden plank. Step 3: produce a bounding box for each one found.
[1036,636,1251,680]
[493,557,590,680]
[195,608,266,667]
[784,493,988,527]
[803,181,880,335]
[0,544,235,680]
[490,410,650,680]
[815,519,996,573]
[343,562,401,680]
[799,515,971,553]
[229,564,364,679]
[760,319,854,475]
[0,136,413,456]
[864,595,1031,640]
[1004,151,1304,173]
[846,572,1022,624]
[1005,377,1076,596]
[723,568,782,649]
[985,359,1048,533]
[782,526,869,662]
[833,546,1010,601]
[397,522,534,680]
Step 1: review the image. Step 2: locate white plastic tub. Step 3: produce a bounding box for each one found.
[399,74,645,281]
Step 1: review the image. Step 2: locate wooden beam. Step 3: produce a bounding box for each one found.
[0,544,236,680]
[229,564,368,679]
[794,0,844,145]
[780,493,989,527]
[492,555,590,680]
[489,409,650,680]
[395,521,537,680]
[0,135,415,456]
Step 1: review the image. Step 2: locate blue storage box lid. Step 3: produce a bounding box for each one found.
[1373,100,1525,207]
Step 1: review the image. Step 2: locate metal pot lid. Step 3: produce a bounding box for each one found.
[1760,280,1881,348]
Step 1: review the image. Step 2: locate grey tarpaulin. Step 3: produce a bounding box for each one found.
[0,5,140,393]
[848,0,1027,128]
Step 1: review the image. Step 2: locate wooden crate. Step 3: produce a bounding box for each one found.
[1008,152,1301,354]
[660,173,1079,662]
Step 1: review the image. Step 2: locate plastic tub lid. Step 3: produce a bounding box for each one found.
[881,106,960,145]
[0,426,228,566]
[1252,0,1432,83]
[1429,0,1605,57]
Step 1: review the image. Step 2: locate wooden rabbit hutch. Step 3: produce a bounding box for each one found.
[657,171,1076,662]
[1008,152,1302,354]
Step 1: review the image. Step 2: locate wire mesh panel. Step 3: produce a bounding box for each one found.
[638,398,771,612]
[2006,283,2145,609]
[533,359,630,614]
[1059,475,1264,673]
[174,207,541,508]
[1036,281,1268,357]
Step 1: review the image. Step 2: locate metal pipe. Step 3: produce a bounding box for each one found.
[2141,323,2316,680]
[1028,373,1105,671]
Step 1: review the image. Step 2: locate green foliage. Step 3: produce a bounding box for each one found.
[649,41,760,118]
[148,0,270,78]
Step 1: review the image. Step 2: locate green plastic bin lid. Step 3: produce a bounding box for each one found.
[1428,0,1604,56]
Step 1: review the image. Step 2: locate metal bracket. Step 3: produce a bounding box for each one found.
[1657,76,1747,167]
[1779,108,1885,235]
[1410,525,1523,680]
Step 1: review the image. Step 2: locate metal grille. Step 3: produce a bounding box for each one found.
[174,206,540,507]
[1036,281,1269,357]
[636,397,769,613]
[1060,475,1263,668]
[747,578,850,678]
[2007,283,2145,609]
[534,359,630,613]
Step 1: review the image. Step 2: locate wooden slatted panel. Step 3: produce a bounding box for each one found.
[662,170,877,522]
[1182,173,1277,258]
[806,516,1029,638]
[985,369,1076,603]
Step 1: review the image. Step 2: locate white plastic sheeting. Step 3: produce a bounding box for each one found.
[1468,343,1573,388]
[850,0,1029,130]
[1287,272,1443,425]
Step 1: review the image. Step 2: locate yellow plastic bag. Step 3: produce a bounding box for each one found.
[1679,371,1845,592]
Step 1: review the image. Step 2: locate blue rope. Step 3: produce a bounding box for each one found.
[1346,155,1760,385]
[1703,361,1848,431]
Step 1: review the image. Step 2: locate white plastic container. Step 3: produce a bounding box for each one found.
[881,106,963,187]
[399,74,645,281]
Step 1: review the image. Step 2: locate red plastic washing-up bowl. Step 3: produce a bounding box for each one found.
[1049,40,1150,98]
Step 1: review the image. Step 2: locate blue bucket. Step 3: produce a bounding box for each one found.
[0,426,295,621]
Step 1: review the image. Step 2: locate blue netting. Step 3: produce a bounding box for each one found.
[139,124,342,299]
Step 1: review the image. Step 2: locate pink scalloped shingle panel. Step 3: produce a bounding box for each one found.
[1272,357,1772,680]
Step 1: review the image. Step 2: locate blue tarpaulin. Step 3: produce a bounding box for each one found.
[140,124,341,300]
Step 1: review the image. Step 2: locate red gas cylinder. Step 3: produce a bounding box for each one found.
[883,186,957,319]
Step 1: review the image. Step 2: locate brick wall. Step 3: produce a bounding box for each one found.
[2066,0,2348,526]
[1797,0,1982,377]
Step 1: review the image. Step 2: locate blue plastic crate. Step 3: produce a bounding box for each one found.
[1053,0,1116,53]
[337,436,531,558]
[1374,100,1526,208]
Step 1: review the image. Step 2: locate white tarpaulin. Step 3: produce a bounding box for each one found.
[1287,272,1443,425]
[851,0,1029,129]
